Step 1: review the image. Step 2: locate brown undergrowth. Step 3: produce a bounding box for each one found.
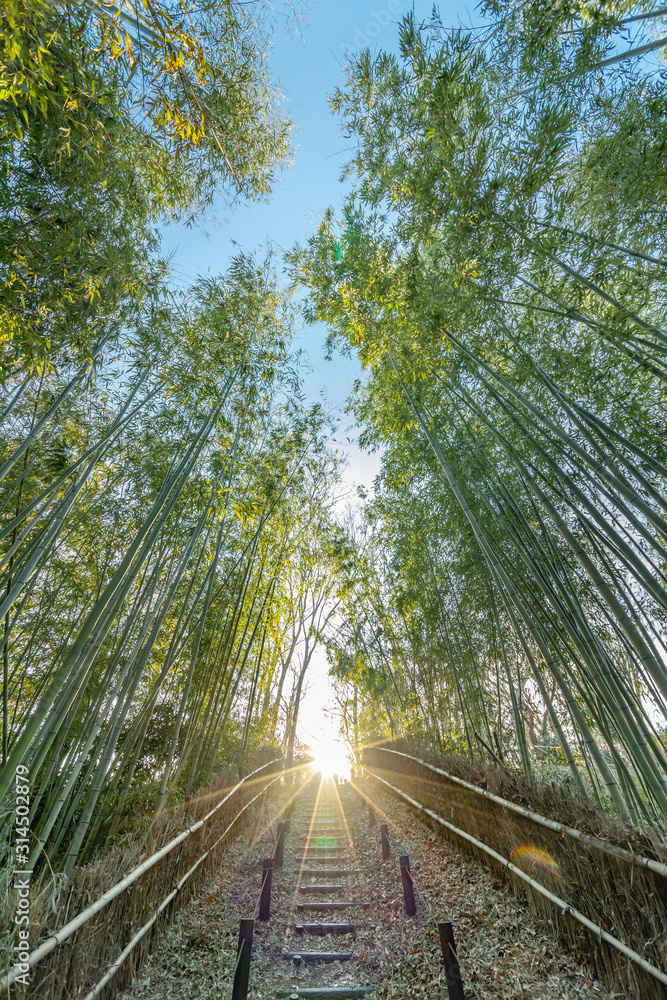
[364,740,667,1000]
[10,754,288,1000]
[116,776,620,1000]
[361,778,620,1000]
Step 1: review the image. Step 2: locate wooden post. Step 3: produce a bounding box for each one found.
[368,803,377,827]
[399,855,416,916]
[274,821,286,868]
[379,823,390,860]
[259,859,273,921]
[231,918,254,1000]
[437,921,465,1000]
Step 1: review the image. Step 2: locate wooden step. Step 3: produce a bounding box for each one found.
[282,952,353,964]
[299,870,357,877]
[297,884,343,893]
[297,902,369,912]
[299,857,348,866]
[293,923,363,935]
[297,844,349,854]
[276,990,374,998]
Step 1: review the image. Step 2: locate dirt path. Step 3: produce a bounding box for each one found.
[118,776,620,1000]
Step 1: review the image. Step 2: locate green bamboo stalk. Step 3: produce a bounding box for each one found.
[0,373,31,424]
[0,338,110,488]
[391,353,590,793]
[154,523,225,814]
[60,509,216,873]
[447,329,667,546]
[515,34,667,98]
[0,373,154,545]
[30,554,175,870]
[0,406,220,799]
[453,401,667,806]
[489,581,532,771]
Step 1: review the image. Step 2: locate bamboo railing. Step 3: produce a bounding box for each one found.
[1,758,282,996]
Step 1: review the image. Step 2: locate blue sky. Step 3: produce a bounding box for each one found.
[161,0,478,746]
[157,4,667,752]
[161,0,477,490]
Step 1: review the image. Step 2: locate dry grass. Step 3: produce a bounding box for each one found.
[361,778,622,1000]
[364,740,667,1000]
[17,755,284,1000]
[13,747,667,1000]
[116,777,623,1000]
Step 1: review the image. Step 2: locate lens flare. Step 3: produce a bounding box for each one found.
[309,738,351,779]
[510,844,562,878]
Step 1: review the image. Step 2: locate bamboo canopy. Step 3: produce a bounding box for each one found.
[2,2,667,989]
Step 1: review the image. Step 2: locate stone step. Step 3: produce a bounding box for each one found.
[282,952,353,964]
[296,844,349,854]
[300,843,341,849]
[297,826,344,832]
[300,825,341,830]
[299,835,344,841]
[299,836,341,842]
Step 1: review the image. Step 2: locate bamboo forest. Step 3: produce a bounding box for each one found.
[2,0,667,998]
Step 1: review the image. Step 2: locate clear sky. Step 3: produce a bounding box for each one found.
[162,0,477,752]
[162,0,477,420]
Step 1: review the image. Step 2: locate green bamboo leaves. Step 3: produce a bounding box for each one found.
[295,3,667,819]
[1,0,293,372]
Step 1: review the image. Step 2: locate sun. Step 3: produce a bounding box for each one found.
[309,738,352,780]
